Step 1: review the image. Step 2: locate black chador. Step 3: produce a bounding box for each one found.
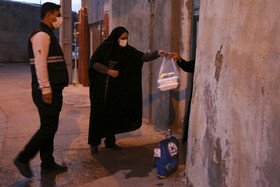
[88,27,159,149]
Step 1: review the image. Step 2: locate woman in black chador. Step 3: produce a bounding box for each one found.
[88,26,167,153]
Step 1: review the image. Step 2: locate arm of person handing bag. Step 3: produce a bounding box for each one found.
[142,50,169,62]
[92,50,169,77]
[170,52,195,73]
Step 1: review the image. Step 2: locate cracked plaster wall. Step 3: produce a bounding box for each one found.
[186,0,280,186]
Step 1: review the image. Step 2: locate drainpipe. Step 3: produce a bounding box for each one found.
[149,0,155,123]
[78,8,89,86]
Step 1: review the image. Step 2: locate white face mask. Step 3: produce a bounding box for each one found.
[52,17,63,29]
[119,39,128,47]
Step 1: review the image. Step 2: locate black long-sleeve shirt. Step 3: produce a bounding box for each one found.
[176,58,195,73]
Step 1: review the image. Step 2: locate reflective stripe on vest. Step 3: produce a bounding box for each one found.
[29,56,64,64]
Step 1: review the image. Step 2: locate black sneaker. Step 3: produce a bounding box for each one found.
[14,158,33,178]
[41,162,68,175]
[105,143,122,151]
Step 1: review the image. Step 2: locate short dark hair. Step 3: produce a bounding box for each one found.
[40,2,61,20]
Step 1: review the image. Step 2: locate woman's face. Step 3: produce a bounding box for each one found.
[118,32,128,47]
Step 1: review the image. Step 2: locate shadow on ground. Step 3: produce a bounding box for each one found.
[92,140,187,178]
[92,143,158,178]
[0,142,187,186]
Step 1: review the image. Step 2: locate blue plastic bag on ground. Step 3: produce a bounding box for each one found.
[155,129,179,179]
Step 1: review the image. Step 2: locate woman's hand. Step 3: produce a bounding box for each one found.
[158,50,170,57]
[170,52,182,62]
[107,70,119,78]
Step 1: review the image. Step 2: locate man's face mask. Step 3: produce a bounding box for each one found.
[119,39,128,47]
[51,15,63,29]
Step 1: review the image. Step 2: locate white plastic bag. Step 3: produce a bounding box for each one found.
[157,57,180,91]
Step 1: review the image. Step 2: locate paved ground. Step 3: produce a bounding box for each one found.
[0,63,188,187]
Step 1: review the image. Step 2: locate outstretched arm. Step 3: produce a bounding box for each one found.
[170,52,195,73]
[142,50,169,62]
[142,50,159,62]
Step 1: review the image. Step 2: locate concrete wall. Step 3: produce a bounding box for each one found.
[186,0,280,186]
[83,0,104,24]
[0,1,40,63]
[0,1,78,64]
[109,0,150,52]
[193,0,200,10]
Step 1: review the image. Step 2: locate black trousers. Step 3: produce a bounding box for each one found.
[18,89,63,168]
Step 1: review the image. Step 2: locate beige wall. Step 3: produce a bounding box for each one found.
[186,0,280,186]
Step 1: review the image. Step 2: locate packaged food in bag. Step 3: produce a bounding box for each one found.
[157,57,180,91]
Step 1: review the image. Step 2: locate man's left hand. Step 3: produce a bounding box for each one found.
[42,93,53,104]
